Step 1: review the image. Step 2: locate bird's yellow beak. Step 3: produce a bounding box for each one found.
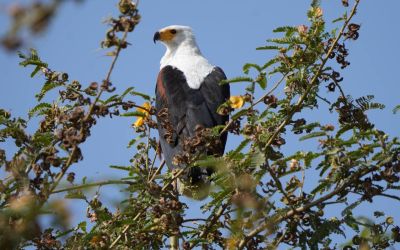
[153,29,175,43]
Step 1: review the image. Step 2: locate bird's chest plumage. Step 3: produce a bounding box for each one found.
[161,51,214,89]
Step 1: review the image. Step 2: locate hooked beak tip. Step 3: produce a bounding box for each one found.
[153,31,160,44]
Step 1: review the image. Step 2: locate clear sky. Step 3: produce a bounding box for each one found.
[1,0,400,248]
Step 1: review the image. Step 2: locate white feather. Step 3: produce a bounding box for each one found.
[158,25,214,89]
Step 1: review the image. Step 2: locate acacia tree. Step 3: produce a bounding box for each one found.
[1,0,400,249]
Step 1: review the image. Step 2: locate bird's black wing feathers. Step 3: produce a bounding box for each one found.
[155,66,230,174]
[199,67,230,155]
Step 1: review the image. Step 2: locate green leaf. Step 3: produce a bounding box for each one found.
[332,17,345,23]
[77,221,87,233]
[121,86,135,100]
[243,63,261,74]
[127,138,138,148]
[336,124,353,138]
[65,190,86,200]
[299,131,327,141]
[393,105,400,114]
[130,90,151,101]
[18,48,48,77]
[249,148,265,167]
[355,95,385,111]
[220,76,254,85]
[311,180,331,195]
[109,165,131,171]
[273,26,297,34]
[267,36,302,45]
[232,109,248,120]
[262,58,279,71]
[102,94,119,104]
[342,200,362,217]
[36,81,63,101]
[120,111,146,117]
[229,139,250,157]
[256,45,281,50]
[195,156,226,168]
[344,215,360,232]
[28,103,52,118]
[304,152,321,167]
[31,66,41,78]
[256,73,267,89]
[293,122,321,133]
[32,132,53,147]
[311,0,321,7]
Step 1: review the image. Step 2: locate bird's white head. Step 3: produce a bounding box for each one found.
[154,25,214,89]
[153,25,197,51]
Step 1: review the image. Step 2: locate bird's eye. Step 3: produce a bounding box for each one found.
[170,29,177,34]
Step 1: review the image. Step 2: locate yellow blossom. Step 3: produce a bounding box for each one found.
[139,102,151,116]
[133,102,151,127]
[229,96,244,109]
[133,117,144,127]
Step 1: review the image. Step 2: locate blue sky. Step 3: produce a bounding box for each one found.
[1,0,400,248]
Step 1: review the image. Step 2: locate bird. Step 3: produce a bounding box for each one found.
[153,25,230,199]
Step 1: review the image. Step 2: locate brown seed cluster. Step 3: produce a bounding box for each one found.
[291,118,307,134]
[101,1,140,49]
[331,96,374,130]
[152,197,184,231]
[172,125,223,169]
[263,95,278,108]
[344,23,361,41]
[156,108,175,144]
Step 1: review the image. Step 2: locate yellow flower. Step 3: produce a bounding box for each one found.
[229,96,244,109]
[134,117,144,127]
[133,102,151,127]
[139,102,151,116]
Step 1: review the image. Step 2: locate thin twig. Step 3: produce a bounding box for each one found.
[183,218,208,223]
[52,180,133,194]
[273,229,287,249]
[299,165,306,196]
[350,190,400,202]
[316,93,332,105]
[161,167,188,192]
[170,179,180,250]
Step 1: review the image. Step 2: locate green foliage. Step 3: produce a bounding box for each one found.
[393,104,400,114]
[220,76,254,85]
[353,95,386,111]
[18,48,48,77]
[299,131,327,141]
[28,103,52,118]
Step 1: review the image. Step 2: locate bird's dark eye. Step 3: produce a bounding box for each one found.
[170,29,177,34]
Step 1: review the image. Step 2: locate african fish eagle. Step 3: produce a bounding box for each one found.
[154,25,230,199]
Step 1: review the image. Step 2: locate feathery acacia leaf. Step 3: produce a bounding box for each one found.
[28,103,52,118]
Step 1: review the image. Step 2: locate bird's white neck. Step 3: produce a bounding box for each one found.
[160,39,214,89]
